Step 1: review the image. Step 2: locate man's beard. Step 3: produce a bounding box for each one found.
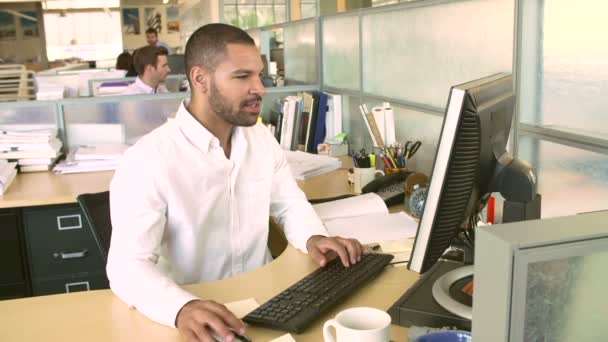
[208,78,261,127]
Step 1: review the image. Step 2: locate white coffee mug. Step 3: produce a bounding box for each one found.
[323,307,391,342]
[353,168,385,194]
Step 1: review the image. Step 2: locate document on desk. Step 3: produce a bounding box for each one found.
[323,211,418,244]
[224,298,260,318]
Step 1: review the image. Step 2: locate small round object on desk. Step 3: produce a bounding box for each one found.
[414,331,472,342]
[408,185,428,218]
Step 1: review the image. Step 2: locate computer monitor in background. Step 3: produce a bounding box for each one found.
[389,73,541,329]
[167,54,185,74]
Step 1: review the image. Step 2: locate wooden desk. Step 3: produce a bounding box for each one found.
[0,244,417,342]
[0,163,352,209]
[0,171,114,209]
[0,161,419,341]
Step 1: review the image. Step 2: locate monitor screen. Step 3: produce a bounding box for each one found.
[167,54,185,75]
[408,73,516,274]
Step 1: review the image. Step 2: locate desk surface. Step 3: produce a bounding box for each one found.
[0,164,353,209]
[0,244,416,342]
[0,161,418,341]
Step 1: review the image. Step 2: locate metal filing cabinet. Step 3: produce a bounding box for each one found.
[22,204,108,296]
[0,209,30,300]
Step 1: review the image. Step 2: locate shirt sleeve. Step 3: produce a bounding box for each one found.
[107,140,197,328]
[267,132,329,252]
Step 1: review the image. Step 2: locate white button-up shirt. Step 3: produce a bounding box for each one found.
[121,76,169,95]
[107,100,328,327]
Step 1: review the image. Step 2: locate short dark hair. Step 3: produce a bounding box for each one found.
[145,28,158,35]
[185,23,255,85]
[115,51,132,71]
[133,46,168,75]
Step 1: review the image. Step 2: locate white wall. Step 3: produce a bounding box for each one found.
[120,1,181,52]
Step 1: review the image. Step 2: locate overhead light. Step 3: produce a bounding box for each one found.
[163,0,169,4]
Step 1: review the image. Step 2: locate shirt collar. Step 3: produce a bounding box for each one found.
[135,77,156,94]
[175,100,245,154]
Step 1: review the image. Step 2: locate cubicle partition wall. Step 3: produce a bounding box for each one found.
[283,19,320,85]
[319,0,515,175]
[0,100,59,130]
[0,92,189,156]
[59,93,187,149]
[88,74,188,97]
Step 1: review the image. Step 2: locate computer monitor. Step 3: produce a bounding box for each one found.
[167,54,185,74]
[473,210,608,341]
[389,73,541,329]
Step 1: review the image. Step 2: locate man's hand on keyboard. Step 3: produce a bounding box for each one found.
[306,235,368,267]
[175,299,246,342]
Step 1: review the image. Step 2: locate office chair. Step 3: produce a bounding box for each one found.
[77,191,112,263]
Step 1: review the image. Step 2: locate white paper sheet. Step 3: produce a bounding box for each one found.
[270,333,297,342]
[324,211,419,244]
[312,193,388,222]
[224,298,260,319]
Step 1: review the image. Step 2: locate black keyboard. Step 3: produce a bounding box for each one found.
[243,253,394,333]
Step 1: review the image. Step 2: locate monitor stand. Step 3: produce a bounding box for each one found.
[388,259,472,330]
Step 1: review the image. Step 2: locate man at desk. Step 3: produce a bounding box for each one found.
[146,28,174,54]
[108,23,365,342]
[121,45,171,95]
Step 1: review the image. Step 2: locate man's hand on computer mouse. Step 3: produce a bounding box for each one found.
[306,235,368,267]
[176,299,246,342]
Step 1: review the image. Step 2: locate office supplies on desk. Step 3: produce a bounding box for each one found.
[352,167,385,194]
[270,333,297,342]
[324,212,418,244]
[0,161,17,195]
[405,140,422,160]
[312,193,419,244]
[323,307,391,342]
[284,150,342,180]
[359,104,386,148]
[243,253,394,333]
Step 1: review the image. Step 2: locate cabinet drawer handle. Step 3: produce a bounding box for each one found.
[65,281,90,293]
[53,249,88,259]
[56,214,82,230]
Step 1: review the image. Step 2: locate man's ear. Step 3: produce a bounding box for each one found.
[189,66,209,93]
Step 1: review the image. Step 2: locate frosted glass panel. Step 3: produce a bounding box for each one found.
[322,15,360,91]
[284,21,318,84]
[62,96,184,147]
[0,103,57,128]
[523,251,608,341]
[362,0,513,108]
[518,135,608,218]
[523,0,608,137]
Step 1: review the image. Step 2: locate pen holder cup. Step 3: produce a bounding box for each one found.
[353,167,385,194]
[385,167,411,175]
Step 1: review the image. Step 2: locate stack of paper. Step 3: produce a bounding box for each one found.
[0,128,63,172]
[0,160,17,195]
[285,150,342,180]
[312,193,419,245]
[53,143,129,174]
[36,84,65,100]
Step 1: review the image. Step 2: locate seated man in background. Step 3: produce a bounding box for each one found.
[146,28,174,54]
[115,51,132,73]
[121,45,170,95]
[108,23,365,342]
